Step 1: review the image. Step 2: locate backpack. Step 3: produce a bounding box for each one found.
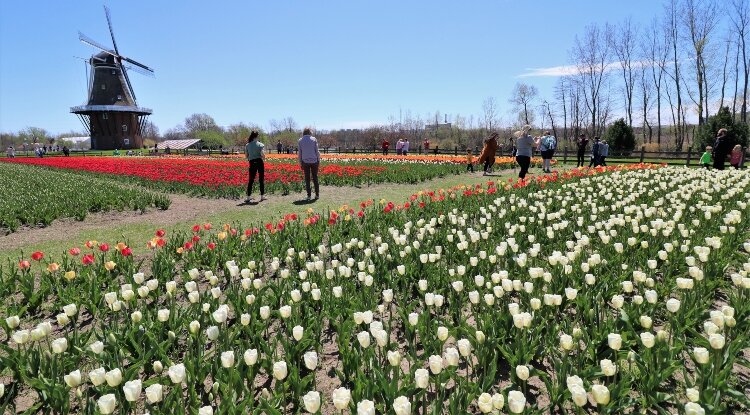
[544,136,557,151]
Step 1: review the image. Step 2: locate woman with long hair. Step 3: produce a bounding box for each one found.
[244,130,266,203]
[477,132,499,175]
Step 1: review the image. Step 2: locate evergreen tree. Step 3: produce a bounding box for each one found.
[604,118,636,151]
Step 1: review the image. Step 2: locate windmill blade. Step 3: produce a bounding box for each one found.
[120,63,137,103]
[78,31,116,56]
[104,5,120,55]
[124,63,154,77]
[122,56,154,74]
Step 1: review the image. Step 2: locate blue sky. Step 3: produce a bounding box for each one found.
[1,0,668,134]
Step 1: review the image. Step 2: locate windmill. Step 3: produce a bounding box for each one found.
[71,5,154,150]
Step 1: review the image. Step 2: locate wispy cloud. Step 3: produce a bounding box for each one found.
[518,59,666,78]
[518,65,581,78]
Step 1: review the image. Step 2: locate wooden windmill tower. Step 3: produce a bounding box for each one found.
[71,6,154,150]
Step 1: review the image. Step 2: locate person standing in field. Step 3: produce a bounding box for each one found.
[395,138,404,155]
[299,127,321,200]
[730,144,743,169]
[599,140,609,166]
[402,139,410,156]
[576,134,588,167]
[700,146,712,169]
[423,138,430,152]
[382,139,390,155]
[589,137,601,167]
[712,129,731,170]
[538,131,557,173]
[466,149,475,172]
[477,132,499,176]
[277,140,283,154]
[515,125,538,179]
[245,130,266,203]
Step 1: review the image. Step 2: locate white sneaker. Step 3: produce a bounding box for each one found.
[260,195,267,201]
[245,196,253,203]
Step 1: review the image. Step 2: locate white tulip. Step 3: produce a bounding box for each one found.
[97,394,117,414]
[302,391,321,413]
[392,396,411,415]
[168,363,186,384]
[304,351,318,370]
[273,361,288,380]
[123,379,142,402]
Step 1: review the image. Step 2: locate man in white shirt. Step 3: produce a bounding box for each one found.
[298,127,321,200]
[402,139,410,156]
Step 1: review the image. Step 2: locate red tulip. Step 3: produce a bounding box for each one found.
[121,247,132,257]
[99,244,109,252]
[18,260,31,270]
[31,251,44,261]
[183,241,193,250]
[192,225,201,233]
[207,242,216,250]
[82,254,95,265]
[155,229,166,237]
[68,247,81,256]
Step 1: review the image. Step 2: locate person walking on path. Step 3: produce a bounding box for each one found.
[589,137,602,167]
[477,132,499,175]
[538,131,557,173]
[515,125,538,179]
[576,134,588,167]
[245,130,266,203]
[599,140,609,166]
[712,129,731,170]
[299,127,321,200]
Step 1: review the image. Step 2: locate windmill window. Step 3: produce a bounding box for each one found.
[122,125,128,132]
[111,69,116,75]
[103,113,108,120]
[101,84,106,90]
[117,94,122,100]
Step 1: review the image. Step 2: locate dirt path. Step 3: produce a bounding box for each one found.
[0,169,523,257]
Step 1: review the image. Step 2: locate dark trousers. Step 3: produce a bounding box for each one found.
[589,156,599,167]
[467,163,474,172]
[383,148,388,155]
[247,159,264,196]
[713,157,725,170]
[600,156,606,166]
[516,155,531,179]
[483,159,494,173]
[302,162,320,197]
[577,150,585,167]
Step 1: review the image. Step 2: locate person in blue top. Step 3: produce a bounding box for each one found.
[244,130,266,203]
[538,131,557,173]
[589,136,601,167]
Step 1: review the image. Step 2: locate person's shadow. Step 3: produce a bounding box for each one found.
[237,200,261,206]
[293,199,316,205]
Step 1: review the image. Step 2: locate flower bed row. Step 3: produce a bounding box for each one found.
[0,162,170,234]
[1,165,748,414]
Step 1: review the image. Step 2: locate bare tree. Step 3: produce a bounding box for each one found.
[683,0,719,125]
[664,0,686,149]
[610,18,638,128]
[141,120,160,142]
[639,65,654,143]
[720,34,733,111]
[571,23,612,137]
[509,82,538,126]
[732,0,750,121]
[555,77,569,143]
[481,97,498,132]
[541,100,558,138]
[643,17,669,146]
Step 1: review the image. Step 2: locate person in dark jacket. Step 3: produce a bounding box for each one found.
[576,134,588,167]
[712,128,731,170]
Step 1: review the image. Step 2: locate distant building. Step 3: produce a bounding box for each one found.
[424,123,451,132]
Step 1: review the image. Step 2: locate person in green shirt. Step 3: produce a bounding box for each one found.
[244,131,266,203]
[700,146,712,169]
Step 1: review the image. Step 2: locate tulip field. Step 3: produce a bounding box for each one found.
[1,165,749,414]
[1,155,492,198]
[0,162,170,233]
